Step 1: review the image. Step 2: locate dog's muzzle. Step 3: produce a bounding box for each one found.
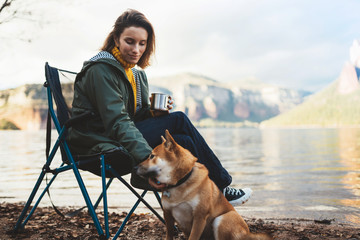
[134,165,158,179]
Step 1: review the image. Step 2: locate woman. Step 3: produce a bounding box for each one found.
[68,9,252,206]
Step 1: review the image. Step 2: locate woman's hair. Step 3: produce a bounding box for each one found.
[101,9,155,69]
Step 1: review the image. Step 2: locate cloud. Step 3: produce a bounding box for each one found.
[0,0,359,92]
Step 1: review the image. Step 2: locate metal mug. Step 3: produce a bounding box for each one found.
[150,93,169,111]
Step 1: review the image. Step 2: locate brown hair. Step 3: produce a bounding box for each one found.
[101,9,155,69]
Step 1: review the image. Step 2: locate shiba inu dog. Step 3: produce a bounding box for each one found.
[136,130,271,240]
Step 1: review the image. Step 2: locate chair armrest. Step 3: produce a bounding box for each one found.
[65,111,96,128]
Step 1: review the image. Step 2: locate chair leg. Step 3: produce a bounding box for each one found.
[94,178,113,210]
[101,155,110,239]
[72,166,106,237]
[14,170,49,230]
[14,162,63,230]
[63,142,106,238]
[108,167,165,224]
[15,136,65,230]
[153,191,163,209]
[112,190,147,240]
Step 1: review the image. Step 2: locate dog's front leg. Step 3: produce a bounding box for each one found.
[188,215,207,240]
[164,209,175,240]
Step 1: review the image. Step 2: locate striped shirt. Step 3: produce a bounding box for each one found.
[90,51,142,112]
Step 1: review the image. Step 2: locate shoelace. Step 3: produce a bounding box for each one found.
[224,187,243,196]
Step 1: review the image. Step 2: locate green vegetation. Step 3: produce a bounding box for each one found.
[261,80,360,127]
[0,119,20,130]
[194,118,259,128]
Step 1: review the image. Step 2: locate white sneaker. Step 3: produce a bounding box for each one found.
[223,187,252,206]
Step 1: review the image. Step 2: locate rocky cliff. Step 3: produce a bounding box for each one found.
[149,73,309,124]
[261,40,360,128]
[0,83,73,130]
[0,84,48,130]
[0,74,309,130]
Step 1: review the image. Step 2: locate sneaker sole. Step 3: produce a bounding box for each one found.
[229,188,252,207]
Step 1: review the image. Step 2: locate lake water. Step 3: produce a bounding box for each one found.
[0,128,359,226]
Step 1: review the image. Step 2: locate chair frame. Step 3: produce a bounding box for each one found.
[14,62,164,239]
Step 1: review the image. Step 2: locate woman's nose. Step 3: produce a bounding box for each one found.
[131,44,140,53]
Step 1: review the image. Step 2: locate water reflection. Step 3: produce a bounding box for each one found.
[1,128,359,225]
[199,128,360,225]
[338,128,360,215]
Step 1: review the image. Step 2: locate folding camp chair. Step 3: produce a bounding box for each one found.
[14,62,164,239]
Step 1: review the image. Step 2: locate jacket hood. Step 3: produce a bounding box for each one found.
[77,51,127,81]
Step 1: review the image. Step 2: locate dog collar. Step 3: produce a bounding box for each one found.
[166,168,194,190]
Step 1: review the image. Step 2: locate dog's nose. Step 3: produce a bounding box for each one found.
[143,170,157,178]
[133,165,139,172]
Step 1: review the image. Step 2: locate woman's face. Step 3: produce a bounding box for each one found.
[116,26,148,64]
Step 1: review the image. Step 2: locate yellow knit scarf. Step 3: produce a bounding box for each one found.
[111,47,137,113]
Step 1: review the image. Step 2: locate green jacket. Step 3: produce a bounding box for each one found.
[67,53,153,166]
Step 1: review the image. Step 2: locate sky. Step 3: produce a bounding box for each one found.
[0,0,360,92]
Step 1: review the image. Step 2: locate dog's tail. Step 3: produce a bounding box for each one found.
[241,233,272,240]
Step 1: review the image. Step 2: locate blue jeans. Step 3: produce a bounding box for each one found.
[135,111,232,190]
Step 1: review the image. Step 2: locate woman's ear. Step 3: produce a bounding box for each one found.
[113,36,119,47]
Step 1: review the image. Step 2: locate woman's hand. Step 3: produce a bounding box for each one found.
[150,96,174,117]
[167,96,174,110]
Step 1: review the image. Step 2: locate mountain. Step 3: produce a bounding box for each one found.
[0,74,309,130]
[0,83,73,130]
[149,73,309,126]
[261,40,360,128]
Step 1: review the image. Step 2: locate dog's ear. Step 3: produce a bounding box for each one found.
[164,130,176,150]
[161,135,172,150]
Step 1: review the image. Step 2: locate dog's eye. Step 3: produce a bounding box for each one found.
[149,154,155,159]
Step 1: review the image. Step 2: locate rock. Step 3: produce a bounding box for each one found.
[350,39,360,68]
[338,62,360,95]
[0,73,309,130]
[0,83,73,130]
